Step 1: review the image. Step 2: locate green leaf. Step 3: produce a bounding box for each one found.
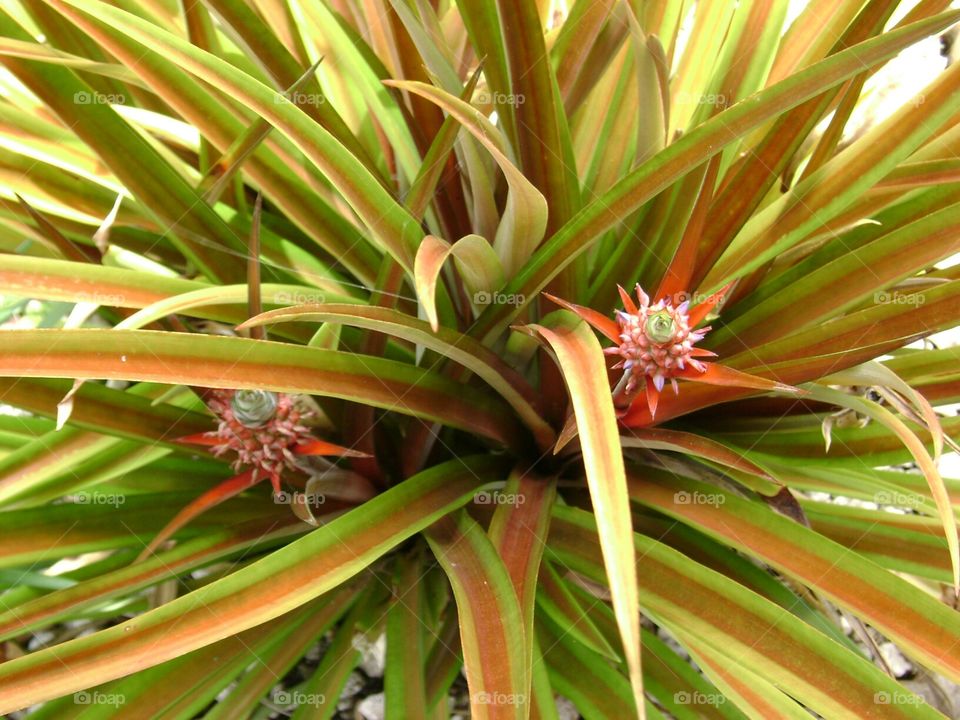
[385,80,548,278]
[0,377,210,445]
[537,617,647,720]
[0,517,303,642]
[628,469,960,684]
[677,633,810,719]
[536,561,620,661]
[0,455,505,712]
[471,8,960,340]
[802,383,959,591]
[0,7,247,282]
[620,427,776,483]
[549,506,943,720]
[426,511,528,720]
[519,313,643,717]
[50,0,423,273]
[0,329,522,446]
[492,0,580,239]
[178,590,353,719]
[242,303,553,450]
[385,553,428,720]
[414,233,505,331]
[488,469,556,707]
[706,57,960,293]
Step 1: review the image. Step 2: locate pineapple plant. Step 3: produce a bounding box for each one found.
[0,0,959,717]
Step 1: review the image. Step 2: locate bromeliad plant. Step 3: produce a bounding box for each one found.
[1,0,960,718]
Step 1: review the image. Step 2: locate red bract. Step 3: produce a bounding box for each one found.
[200,389,315,493]
[138,389,368,562]
[179,389,365,493]
[545,285,799,423]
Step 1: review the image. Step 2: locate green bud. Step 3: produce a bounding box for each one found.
[645,311,675,344]
[232,389,278,428]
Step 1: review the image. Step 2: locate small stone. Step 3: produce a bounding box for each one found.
[355,692,384,720]
[556,695,579,720]
[358,633,386,677]
[879,641,914,678]
[340,671,365,699]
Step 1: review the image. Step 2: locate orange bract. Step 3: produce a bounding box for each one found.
[547,284,799,423]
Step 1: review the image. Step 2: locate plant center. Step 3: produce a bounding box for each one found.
[231,389,278,428]
[645,311,675,344]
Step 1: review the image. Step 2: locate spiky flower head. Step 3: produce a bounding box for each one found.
[204,389,314,493]
[540,283,794,422]
[607,285,710,397]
